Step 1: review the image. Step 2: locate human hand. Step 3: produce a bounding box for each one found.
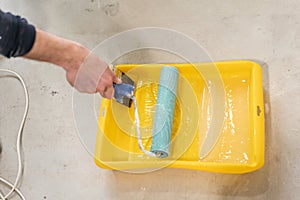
[65,52,121,98]
[23,29,121,98]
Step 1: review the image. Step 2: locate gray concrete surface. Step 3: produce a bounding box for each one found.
[0,0,300,199]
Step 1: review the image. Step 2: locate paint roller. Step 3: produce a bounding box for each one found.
[113,66,178,158]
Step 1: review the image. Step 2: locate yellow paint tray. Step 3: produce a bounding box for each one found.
[94,60,264,174]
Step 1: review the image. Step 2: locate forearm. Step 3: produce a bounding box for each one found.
[24,29,90,71]
[24,28,119,98]
[0,10,119,98]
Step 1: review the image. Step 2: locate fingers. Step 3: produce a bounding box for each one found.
[104,86,114,99]
[97,67,121,99]
[97,83,114,99]
[113,75,122,84]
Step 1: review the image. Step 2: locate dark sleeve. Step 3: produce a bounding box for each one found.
[0,10,36,58]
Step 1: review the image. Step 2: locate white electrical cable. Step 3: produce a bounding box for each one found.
[0,69,28,200]
[0,179,25,199]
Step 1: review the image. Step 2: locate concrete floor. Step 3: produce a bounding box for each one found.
[1,0,300,199]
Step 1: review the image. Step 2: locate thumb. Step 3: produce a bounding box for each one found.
[113,75,122,84]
